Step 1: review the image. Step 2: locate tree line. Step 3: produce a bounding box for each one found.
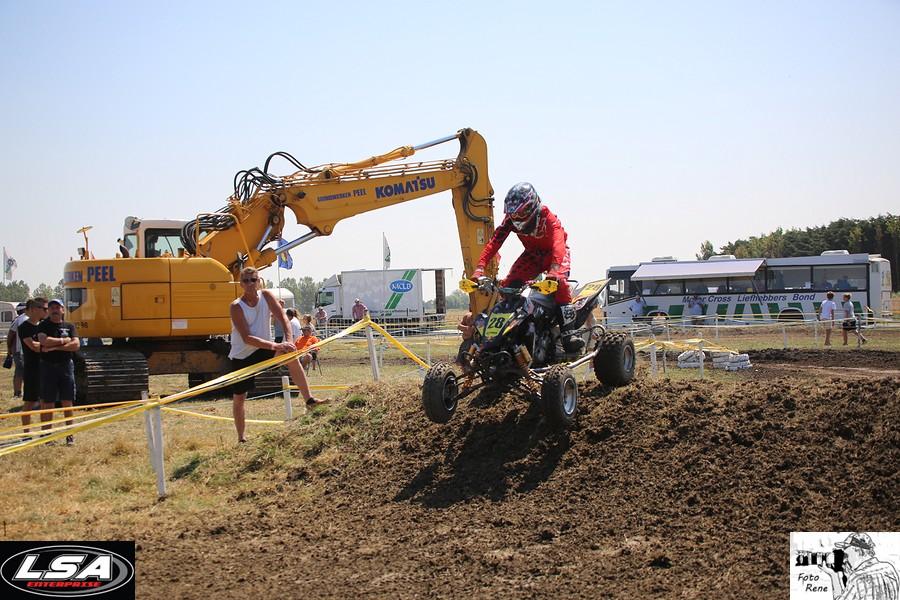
[697,214,899,291]
[0,279,64,303]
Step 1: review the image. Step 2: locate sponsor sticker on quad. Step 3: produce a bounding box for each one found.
[790,532,900,599]
[0,541,135,599]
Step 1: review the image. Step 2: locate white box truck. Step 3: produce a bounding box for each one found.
[316,268,447,325]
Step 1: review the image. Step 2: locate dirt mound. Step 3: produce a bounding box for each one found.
[134,372,899,599]
[749,348,900,369]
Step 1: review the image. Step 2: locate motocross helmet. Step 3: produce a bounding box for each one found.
[504,182,542,233]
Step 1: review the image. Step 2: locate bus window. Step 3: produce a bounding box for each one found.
[812,265,866,291]
[728,271,765,292]
[687,278,726,294]
[767,266,810,291]
[607,278,630,303]
[643,280,684,295]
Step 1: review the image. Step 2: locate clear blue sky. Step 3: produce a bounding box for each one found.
[2,1,899,293]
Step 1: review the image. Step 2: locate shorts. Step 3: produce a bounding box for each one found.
[40,361,76,404]
[842,319,857,331]
[23,364,41,403]
[229,348,275,396]
[13,353,23,378]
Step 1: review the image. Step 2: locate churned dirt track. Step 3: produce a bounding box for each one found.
[131,350,899,599]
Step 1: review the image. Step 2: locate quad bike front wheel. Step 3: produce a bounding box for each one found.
[593,332,636,387]
[422,361,459,424]
[541,364,578,429]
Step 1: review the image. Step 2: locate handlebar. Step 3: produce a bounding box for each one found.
[458,277,558,295]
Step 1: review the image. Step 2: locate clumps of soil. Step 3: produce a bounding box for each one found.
[749,347,900,369]
[135,360,899,599]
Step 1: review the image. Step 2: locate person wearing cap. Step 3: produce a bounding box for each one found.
[818,532,899,600]
[294,324,321,370]
[36,299,80,446]
[840,293,867,346]
[13,298,49,437]
[351,298,368,322]
[5,302,28,400]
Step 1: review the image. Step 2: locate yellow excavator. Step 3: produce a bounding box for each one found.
[64,128,497,403]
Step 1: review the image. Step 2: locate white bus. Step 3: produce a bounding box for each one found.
[604,251,892,325]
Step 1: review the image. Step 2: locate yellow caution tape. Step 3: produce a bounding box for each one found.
[0,399,148,420]
[633,338,739,354]
[160,406,283,424]
[0,403,153,457]
[366,320,431,369]
[0,403,131,438]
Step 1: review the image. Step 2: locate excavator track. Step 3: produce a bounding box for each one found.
[75,347,149,405]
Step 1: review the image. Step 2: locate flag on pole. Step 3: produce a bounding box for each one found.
[383,233,391,270]
[276,237,293,269]
[3,247,16,281]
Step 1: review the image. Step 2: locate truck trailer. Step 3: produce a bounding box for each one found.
[316,268,448,326]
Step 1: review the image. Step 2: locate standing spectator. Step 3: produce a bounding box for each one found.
[229,267,322,444]
[14,298,48,437]
[36,299,80,446]
[285,308,303,340]
[820,291,837,347]
[6,302,27,401]
[272,299,286,343]
[687,295,705,328]
[314,306,327,328]
[351,298,368,321]
[841,293,867,346]
[629,293,647,323]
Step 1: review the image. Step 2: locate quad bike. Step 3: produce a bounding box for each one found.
[421,277,636,429]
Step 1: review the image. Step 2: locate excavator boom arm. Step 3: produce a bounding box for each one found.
[195,128,496,310]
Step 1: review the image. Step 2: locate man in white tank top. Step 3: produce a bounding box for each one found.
[229,266,321,443]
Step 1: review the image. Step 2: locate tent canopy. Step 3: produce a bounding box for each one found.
[631,259,764,281]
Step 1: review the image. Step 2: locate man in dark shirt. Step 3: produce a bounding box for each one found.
[36,299,80,446]
[16,298,49,437]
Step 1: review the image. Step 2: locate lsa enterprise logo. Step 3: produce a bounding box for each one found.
[0,541,135,598]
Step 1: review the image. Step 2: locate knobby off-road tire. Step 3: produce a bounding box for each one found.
[593,332,636,387]
[541,364,578,429]
[422,361,459,424]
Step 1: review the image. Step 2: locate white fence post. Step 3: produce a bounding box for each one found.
[662,344,667,374]
[782,324,787,349]
[715,315,719,340]
[142,391,167,499]
[426,337,432,366]
[649,343,658,378]
[365,325,381,381]
[281,375,293,420]
[698,340,704,379]
[814,319,819,347]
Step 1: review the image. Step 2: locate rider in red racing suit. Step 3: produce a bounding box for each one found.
[472,182,572,304]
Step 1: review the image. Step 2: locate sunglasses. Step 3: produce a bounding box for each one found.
[241,277,259,283]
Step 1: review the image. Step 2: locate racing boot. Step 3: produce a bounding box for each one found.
[563,330,585,354]
[550,325,566,359]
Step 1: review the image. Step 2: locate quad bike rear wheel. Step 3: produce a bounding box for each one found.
[422,361,459,424]
[541,364,578,429]
[593,332,636,387]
